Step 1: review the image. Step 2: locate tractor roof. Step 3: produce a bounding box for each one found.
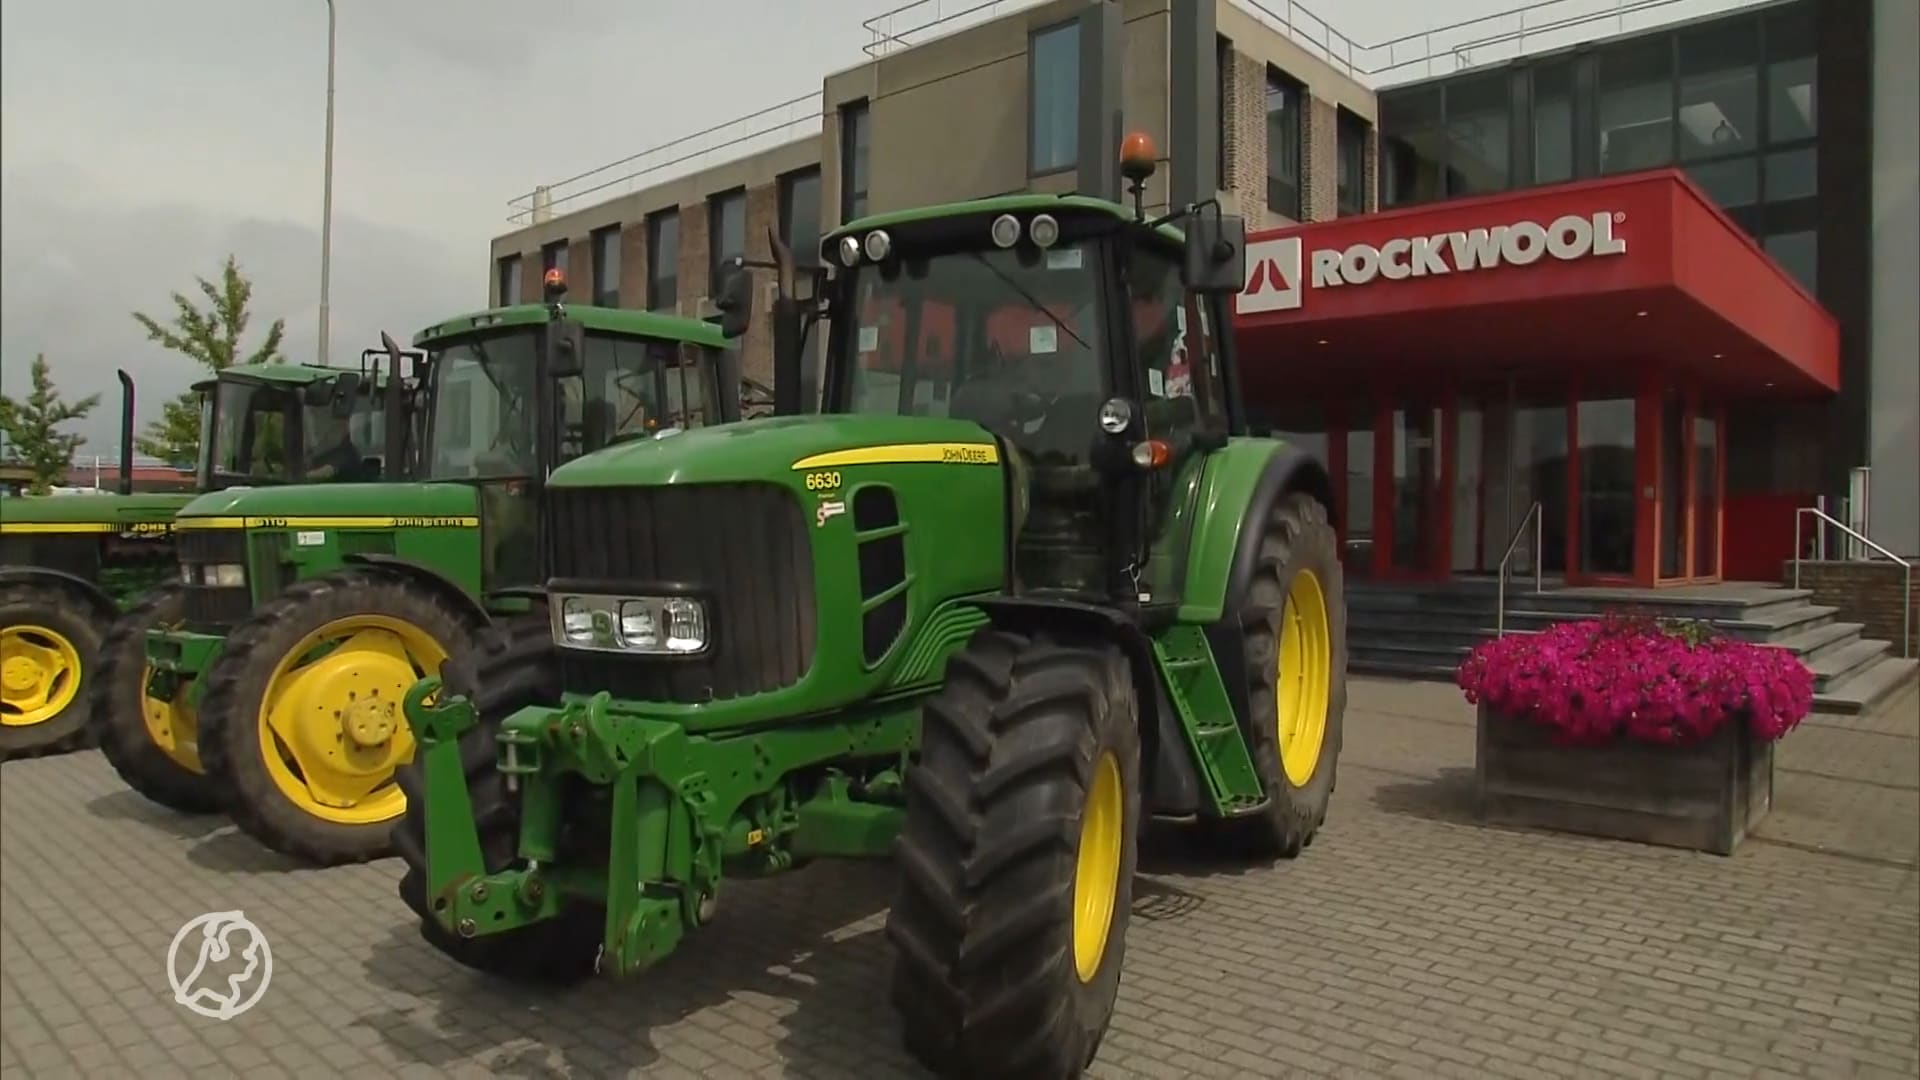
[190,362,362,394]
[411,304,730,350]
[828,193,1185,249]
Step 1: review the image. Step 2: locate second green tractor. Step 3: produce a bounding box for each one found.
[94,271,754,865]
[399,146,1348,1078]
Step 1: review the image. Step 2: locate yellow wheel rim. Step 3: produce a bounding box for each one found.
[141,662,204,774]
[1277,568,1332,788]
[1,625,83,727]
[1072,751,1124,983]
[256,614,445,826]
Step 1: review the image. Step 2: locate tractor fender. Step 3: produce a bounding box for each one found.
[341,554,493,632]
[0,566,118,625]
[1183,440,1337,742]
[968,596,1205,818]
[1177,438,1337,626]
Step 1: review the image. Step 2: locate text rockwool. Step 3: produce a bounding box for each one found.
[1311,211,1627,287]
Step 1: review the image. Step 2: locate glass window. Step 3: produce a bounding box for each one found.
[205,380,298,483]
[557,334,715,459]
[591,225,621,307]
[496,255,522,306]
[1390,407,1444,573]
[647,210,679,312]
[708,189,746,296]
[1599,39,1675,174]
[1380,87,1444,207]
[1677,20,1759,161]
[542,241,568,279]
[1030,22,1080,175]
[1336,109,1368,216]
[1444,72,1510,195]
[1693,414,1719,576]
[1343,426,1374,575]
[780,167,822,266]
[1577,398,1637,576]
[1688,156,1759,208]
[841,101,871,220]
[843,245,1103,467]
[1764,229,1817,293]
[1763,146,1817,202]
[1659,394,1687,578]
[1766,10,1817,144]
[1514,403,1570,574]
[1265,66,1303,218]
[1532,63,1575,185]
[425,331,540,481]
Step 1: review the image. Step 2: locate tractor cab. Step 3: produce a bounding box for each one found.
[194,364,392,489]
[410,268,747,589]
[792,133,1247,608]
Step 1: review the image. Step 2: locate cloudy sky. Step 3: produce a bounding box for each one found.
[2,0,1747,454]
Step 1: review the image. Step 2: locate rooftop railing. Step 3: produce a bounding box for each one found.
[505,0,1763,224]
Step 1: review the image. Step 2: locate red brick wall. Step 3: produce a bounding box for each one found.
[1786,560,1920,655]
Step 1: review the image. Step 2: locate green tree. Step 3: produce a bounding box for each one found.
[132,254,288,466]
[0,354,101,494]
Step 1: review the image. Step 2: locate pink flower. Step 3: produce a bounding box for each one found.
[1456,614,1813,746]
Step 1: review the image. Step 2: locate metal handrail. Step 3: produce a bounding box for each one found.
[1793,506,1913,659]
[1495,501,1544,637]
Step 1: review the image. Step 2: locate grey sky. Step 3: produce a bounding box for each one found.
[1,0,1748,454]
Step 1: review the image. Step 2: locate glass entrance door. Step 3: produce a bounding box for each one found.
[1389,406,1445,575]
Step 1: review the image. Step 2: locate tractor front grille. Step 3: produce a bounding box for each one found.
[547,482,816,703]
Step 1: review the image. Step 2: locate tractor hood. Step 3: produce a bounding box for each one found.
[176,482,480,521]
[548,414,1002,489]
[0,492,193,526]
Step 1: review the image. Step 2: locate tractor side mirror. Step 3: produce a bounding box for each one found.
[547,318,586,378]
[713,259,752,340]
[1182,211,1247,295]
[328,372,363,418]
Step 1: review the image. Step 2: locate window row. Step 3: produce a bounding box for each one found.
[493,167,824,313]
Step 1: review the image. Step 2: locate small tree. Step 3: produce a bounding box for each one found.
[0,354,101,494]
[133,254,288,466]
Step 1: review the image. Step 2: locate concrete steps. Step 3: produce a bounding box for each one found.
[1344,579,1917,714]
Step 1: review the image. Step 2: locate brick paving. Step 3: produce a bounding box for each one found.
[2,678,1915,1079]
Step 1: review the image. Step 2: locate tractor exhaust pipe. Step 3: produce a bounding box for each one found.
[115,368,135,495]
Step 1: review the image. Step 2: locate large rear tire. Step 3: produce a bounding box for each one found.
[92,583,223,813]
[1215,490,1347,857]
[0,583,101,761]
[392,608,603,983]
[887,628,1141,1080]
[198,568,478,866]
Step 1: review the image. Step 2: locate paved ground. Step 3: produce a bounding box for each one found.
[2,678,1915,1080]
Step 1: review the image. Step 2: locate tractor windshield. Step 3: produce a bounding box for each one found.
[422,329,540,481]
[199,377,388,488]
[556,333,718,459]
[839,242,1105,464]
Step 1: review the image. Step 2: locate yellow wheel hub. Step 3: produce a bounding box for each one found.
[0,625,83,728]
[1276,568,1332,787]
[256,614,445,826]
[1072,751,1124,983]
[141,662,205,774]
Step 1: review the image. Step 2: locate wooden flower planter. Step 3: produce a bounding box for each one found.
[1474,706,1775,856]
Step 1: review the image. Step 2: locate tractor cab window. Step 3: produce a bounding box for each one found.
[423,330,540,480]
[843,243,1104,466]
[300,384,386,483]
[203,379,300,486]
[558,334,717,461]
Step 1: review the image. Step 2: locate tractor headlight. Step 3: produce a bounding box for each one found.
[206,563,246,588]
[552,593,709,655]
[180,564,196,585]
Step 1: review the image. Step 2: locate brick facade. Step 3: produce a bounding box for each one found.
[617,221,649,310]
[1218,42,1358,228]
[675,202,710,319]
[567,237,591,305]
[1785,560,1920,655]
[1303,96,1337,222]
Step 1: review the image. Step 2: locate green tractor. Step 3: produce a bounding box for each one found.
[396,144,1346,1078]
[1,364,381,760]
[95,271,754,867]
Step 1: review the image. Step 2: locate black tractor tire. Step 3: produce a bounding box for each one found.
[887,628,1142,1080]
[392,607,603,984]
[0,583,103,761]
[1214,490,1347,858]
[198,568,479,866]
[91,583,224,813]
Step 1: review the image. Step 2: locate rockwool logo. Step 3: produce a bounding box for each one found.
[1237,210,1627,315]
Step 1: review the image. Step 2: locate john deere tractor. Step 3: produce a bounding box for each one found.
[1,363,381,760]
[396,140,1347,1078]
[95,271,753,867]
